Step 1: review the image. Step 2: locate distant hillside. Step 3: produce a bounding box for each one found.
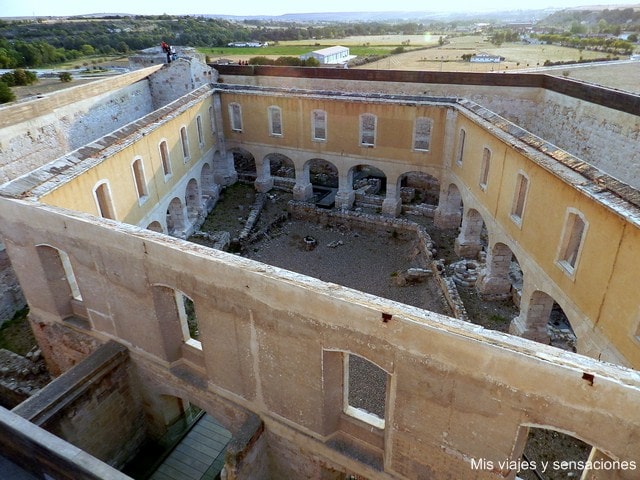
[540,5,640,30]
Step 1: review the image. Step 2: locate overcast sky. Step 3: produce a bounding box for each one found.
[3,0,640,17]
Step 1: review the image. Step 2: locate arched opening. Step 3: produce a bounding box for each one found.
[306,158,339,207]
[231,147,256,182]
[515,291,577,350]
[345,354,387,429]
[351,164,387,199]
[455,208,487,260]
[166,197,186,236]
[434,183,463,229]
[398,171,440,207]
[35,245,85,324]
[147,221,163,233]
[93,181,116,220]
[185,178,201,224]
[268,153,295,180]
[518,426,592,480]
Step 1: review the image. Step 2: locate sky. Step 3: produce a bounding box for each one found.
[2,0,640,17]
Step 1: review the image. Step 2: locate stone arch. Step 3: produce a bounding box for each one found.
[185,178,202,225]
[147,221,163,233]
[35,244,83,317]
[350,164,387,196]
[476,241,518,300]
[304,158,339,207]
[434,182,463,229]
[166,197,187,237]
[305,158,339,188]
[231,147,256,181]
[455,208,487,259]
[510,290,576,350]
[397,171,440,206]
[512,425,594,479]
[267,153,295,180]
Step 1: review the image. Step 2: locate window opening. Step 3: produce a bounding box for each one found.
[159,141,172,177]
[360,113,376,147]
[180,126,190,161]
[413,117,432,151]
[268,106,283,136]
[344,354,386,429]
[312,109,326,141]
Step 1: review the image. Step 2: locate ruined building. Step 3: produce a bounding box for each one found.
[0,56,639,479]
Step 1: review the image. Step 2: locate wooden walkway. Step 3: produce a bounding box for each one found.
[150,414,231,480]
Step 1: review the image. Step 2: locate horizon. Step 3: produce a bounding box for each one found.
[3,0,640,18]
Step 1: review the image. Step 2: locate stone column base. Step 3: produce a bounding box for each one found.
[434,209,461,229]
[454,239,482,259]
[476,271,511,296]
[335,190,355,210]
[509,315,551,344]
[293,183,314,202]
[381,197,401,217]
[254,177,274,193]
[214,171,238,187]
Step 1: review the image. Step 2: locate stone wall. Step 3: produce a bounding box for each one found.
[0,406,131,480]
[0,248,25,324]
[13,341,146,469]
[215,66,640,188]
[4,198,638,478]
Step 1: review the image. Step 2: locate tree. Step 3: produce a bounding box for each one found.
[0,81,15,103]
[59,72,72,82]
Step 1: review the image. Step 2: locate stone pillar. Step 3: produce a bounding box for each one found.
[213,151,238,186]
[434,184,462,229]
[454,210,483,258]
[254,157,273,193]
[509,290,552,344]
[292,166,314,201]
[381,181,401,217]
[476,243,512,297]
[335,171,354,210]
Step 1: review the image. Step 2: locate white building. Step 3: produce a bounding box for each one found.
[470,52,504,63]
[300,45,355,65]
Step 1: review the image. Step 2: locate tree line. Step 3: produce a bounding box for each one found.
[0,16,442,68]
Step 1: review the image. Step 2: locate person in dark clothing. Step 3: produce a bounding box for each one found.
[161,41,171,63]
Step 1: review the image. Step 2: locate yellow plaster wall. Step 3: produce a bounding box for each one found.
[221,93,447,172]
[39,98,216,225]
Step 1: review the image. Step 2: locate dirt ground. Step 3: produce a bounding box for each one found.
[190,183,591,476]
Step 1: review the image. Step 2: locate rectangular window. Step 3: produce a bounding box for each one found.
[511,173,529,223]
[456,128,466,165]
[180,126,190,161]
[159,141,171,177]
[196,115,204,147]
[229,103,243,132]
[312,109,326,141]
[557,210,587,273]
[413,117,432,151]
[268,106,283,136]
[479,147,491,190]
[360,113,376,147]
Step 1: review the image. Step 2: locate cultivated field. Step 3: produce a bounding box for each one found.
[354,35,611,72]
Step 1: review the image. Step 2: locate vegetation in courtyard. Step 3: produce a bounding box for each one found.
[0,307,35,356]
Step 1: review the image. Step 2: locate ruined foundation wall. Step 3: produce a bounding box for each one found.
[13,341,146,469]
[0,247,26,324]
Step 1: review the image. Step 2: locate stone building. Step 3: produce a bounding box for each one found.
[0,57,639,479]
